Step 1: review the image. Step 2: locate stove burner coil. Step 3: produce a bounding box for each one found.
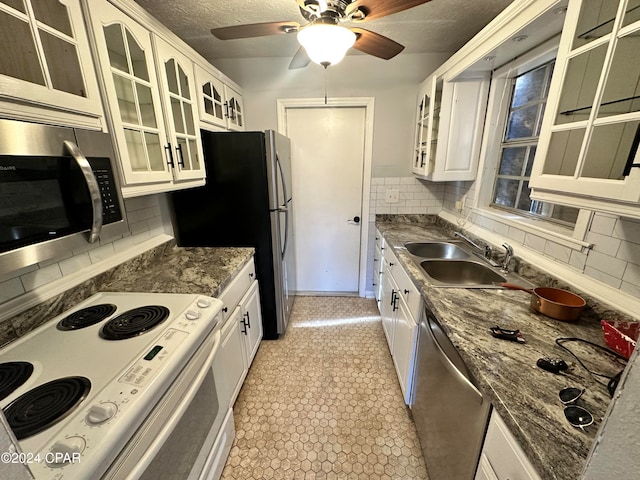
[99,306,170,340]
[3,376,91,440]
[0,362,34,401]
[57,304,118,331]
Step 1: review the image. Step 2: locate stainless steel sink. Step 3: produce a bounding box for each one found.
[419,260,507,287]
[404,241,470,259]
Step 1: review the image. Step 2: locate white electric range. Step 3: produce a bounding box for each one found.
[0,292,233,480]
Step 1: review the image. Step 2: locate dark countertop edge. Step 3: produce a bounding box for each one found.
[374,215,629,480]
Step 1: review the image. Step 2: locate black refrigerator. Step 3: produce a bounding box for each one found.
[170,130,296,339]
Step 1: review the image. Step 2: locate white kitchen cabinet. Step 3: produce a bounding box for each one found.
[216,306,247,407]
[86,0,205,197]
[380,261,396,349]
[412,74,489,181]
[218,258,262,405]
[0,0,103,128]
[378,245,421,405]
[475,411,541,480]
[193,63,245,131]
[153,35,205,181]
[530,0,640,217]
[373,228,385,307]
[240,280,263,365]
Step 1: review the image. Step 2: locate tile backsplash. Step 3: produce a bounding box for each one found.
[366,177,445,292]
[0,194,170,305]
[443,181,640,300]
[369,176,444,219]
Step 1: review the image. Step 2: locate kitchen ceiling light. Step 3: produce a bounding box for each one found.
[297,23,356,67]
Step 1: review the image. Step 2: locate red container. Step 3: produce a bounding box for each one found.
[601,320,639,360]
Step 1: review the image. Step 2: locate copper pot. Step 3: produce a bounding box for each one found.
[501,283,586,322]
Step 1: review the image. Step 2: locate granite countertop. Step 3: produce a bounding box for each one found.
[1,241,255,346]
[100,243,255,298]
[375,217,631,480]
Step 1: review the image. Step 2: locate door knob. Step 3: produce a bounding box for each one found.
[353,216,360,223]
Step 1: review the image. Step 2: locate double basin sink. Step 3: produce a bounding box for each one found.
[401,240,525,288]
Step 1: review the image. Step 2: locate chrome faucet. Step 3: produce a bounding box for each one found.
[501,243,513,273]
[454,232,492,259]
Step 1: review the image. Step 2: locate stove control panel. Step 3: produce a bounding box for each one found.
[119,329,188,387]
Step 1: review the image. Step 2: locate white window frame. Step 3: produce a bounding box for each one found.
[471,36,593,251]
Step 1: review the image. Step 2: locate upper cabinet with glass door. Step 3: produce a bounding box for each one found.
[194,62,245,131]
[530,0,640,216]
[412,73,489,181]
[0,0,103,127]
[412,75,438,177]
[154,36,205,182]
[86,0,204,196]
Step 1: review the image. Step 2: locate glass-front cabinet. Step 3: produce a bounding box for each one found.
[530,0,640,214]
[412,75,440,177]
[86,0,205,196]
[194,62,245,131]
[412,73,489,181]
[154,36,205,181]
[0,0,102,125]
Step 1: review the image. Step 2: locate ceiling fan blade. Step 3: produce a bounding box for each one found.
[351,28,404,60]
[211,21,300,40]
[289,46,311,69]
[346,0,431,21]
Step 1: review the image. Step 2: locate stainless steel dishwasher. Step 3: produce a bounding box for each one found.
[412,307,491,480]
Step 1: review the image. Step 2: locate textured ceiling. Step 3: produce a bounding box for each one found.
[133,0,516,63]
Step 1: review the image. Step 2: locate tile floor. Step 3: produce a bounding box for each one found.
[220,296,429,480]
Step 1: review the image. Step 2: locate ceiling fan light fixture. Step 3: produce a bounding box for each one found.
[297,24,356,67]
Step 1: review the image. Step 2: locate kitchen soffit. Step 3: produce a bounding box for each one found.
[133,0,516,63]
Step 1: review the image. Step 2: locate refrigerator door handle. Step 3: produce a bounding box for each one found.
[282,206,289,257]
[275,154,290,257]
[275,154,289,205]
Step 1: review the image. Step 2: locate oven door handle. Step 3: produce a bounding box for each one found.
[125,330,221,480]
[64,140,103,243]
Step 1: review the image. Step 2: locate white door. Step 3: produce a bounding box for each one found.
[284,106,366,294]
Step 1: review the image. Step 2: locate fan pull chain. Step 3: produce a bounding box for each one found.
[324,66,328,105]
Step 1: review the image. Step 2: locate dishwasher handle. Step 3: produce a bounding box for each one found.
[426,314,483,402]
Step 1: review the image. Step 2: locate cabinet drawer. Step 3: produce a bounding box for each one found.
[391,257,422,321]
[482,412,541,480]
[375,230,385,252]
[218,259,256,323]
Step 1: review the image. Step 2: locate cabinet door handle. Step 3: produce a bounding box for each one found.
[249,273,254,278]
[392,292,399,312]
[164,144,175,168]
[175,143,185,168]
[389,262,394,266]
[222,306,228,313]
[390,289,397,307]
[404,289,410,295]
[243,311,251,329]
[241,319,248,335]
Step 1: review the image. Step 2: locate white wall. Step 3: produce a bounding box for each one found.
[213,53,451,177]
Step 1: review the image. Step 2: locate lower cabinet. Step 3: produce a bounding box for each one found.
[217,306,247,406]
[475,411,541,480]
[239,280,263,366]
[378,246,421,405]
[218,258,262,406]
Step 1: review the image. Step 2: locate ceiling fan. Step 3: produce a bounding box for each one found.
[210,0,432,69]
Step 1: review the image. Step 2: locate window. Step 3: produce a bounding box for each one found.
[491,60,580,226]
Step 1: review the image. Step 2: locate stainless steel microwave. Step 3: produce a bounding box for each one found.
[0,119,128,274]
